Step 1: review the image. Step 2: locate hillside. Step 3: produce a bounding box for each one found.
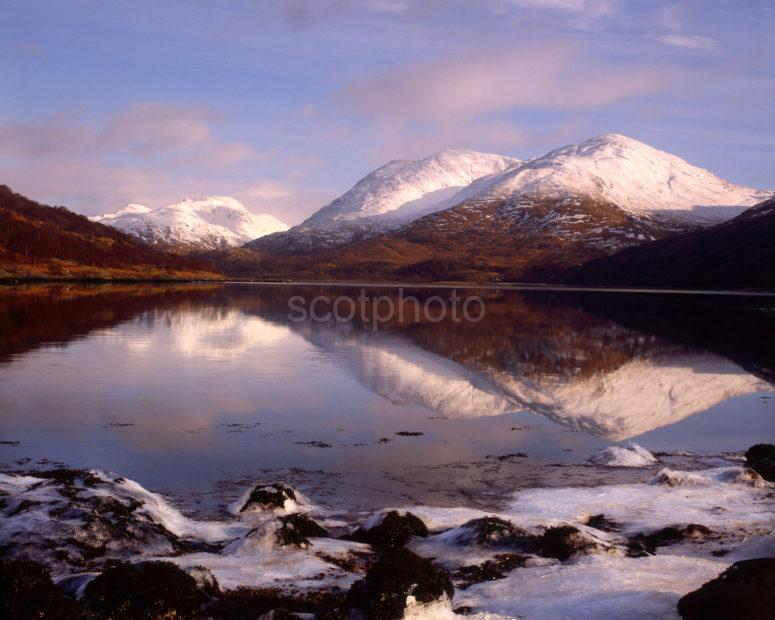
[571,197,775,291]
[0,186,222,280]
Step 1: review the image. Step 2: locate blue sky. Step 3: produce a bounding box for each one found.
[1,0,773,224]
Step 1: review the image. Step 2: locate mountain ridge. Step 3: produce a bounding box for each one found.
[93,196,288,251]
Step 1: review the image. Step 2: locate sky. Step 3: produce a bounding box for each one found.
[0,0,773,225]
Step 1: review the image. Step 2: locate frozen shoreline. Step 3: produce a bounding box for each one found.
[1,451,773,618]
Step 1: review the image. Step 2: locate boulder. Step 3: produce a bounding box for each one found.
[584,513,621,532]
[540,525,598,561]
[445,516,541,552]
[628,524,715,557]
[453,553,528,589]
[745,444,775,482]
[350,510,428,548]
[239,484,298,512]
[276,513,328,547]
[677,558,775,619]
[344,548,453,619]
[82,561,206,618]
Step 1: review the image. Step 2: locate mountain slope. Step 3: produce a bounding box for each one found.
[93,196,288,251]
[571,197,775,290]
[0,186,221,280]
[445,133,767,224]
[251,149,519,252]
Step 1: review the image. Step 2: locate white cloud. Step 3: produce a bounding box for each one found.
[505,0,617,17]
[655,33,718,51]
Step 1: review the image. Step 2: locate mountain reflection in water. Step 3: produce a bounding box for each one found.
[1,283,773,445]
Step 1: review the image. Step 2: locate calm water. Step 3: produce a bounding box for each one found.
[1,283,773,514]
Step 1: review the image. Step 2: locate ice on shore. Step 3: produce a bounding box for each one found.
[0,462,772,618]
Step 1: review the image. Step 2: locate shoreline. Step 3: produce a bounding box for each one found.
[1,449,772,618]
[2,277,775,297]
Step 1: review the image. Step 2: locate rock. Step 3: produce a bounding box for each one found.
[208,587,344,619]
[540,525,598,561]
[745,444,775,482]
[445,517,541,552]
[453,553,529,589]
[650,468,706,487]
[677,558,775,619]
[344,548,453,619]
[350,510,428,548]
[0,559,83,619]
[628,524,715,557]
[276,513,328,547]
[584,513,621,532]
[187,565,220,597]
[589,442,658,467]
[239,484,298,512]
[82,560,207,618]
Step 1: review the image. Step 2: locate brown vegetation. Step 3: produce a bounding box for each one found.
[0,185,223,280]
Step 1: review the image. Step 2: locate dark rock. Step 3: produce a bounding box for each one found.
[276,513,328,547]
[745,443,775,482]
[82,560,206,619]
[240,484,297,512]
[584,513,621,532]
[345,548,453,618]
[395,431,424,437]
[541,525,597,561]
[677,558,775,619]
[350,510,428,548]
[628,524,715,557]
[453,553,528,589]
[448,517,541,552]
[0,559,83,619]
[209,586,344,619]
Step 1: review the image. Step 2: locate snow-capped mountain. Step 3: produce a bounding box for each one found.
[251,149,519,251]
[93,197,288,251]
[442,133,768,224]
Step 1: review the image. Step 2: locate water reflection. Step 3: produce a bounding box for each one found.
[0,283,772,452]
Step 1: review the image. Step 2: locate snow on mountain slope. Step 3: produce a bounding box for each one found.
[304,149,520,228]
[444,133,769,224]
[93,197,289,250]
[251,149,519,251]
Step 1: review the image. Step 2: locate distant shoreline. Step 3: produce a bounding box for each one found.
[2,276,775,297]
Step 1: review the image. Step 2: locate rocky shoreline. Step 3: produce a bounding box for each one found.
[1,445,774,619]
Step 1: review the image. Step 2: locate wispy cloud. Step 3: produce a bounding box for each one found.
[344,42,670,125]
[654,33,718,51]
[0,102,323,221]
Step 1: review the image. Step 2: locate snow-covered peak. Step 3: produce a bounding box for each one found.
[445,133,769,224]
[300,148,520,230]
[92,196,289,250]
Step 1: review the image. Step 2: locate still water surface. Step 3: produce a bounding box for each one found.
[1,283,773,513]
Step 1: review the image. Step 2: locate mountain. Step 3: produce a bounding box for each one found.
[93,196,288,251]
[0,185,221,280]
[219,134,768,282]
[250,149,519,252]
[572,197,775,291]
[444,133,767,224]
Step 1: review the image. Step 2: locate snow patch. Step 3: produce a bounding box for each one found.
[589,442,658,467]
